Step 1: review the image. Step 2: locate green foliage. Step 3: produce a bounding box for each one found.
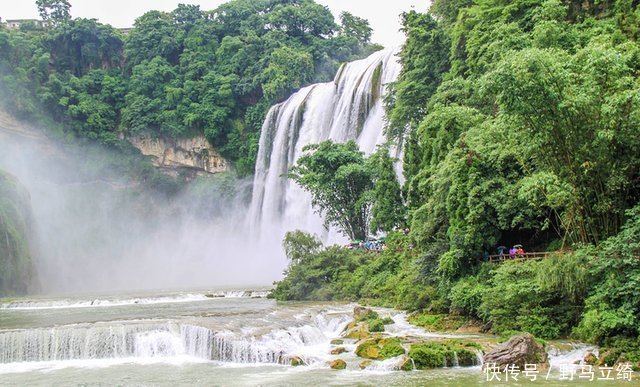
[408,341,478,369]
[575,205,640,344]
[368,318,385,332]
[407,313,468,332]
[448,275,486,317]
[355,338,405,360]
[0,171,34,295]
[270,236,369,301]
[290,140,374,241]
[282,230,322,266]
[339,12,372,45]
[0,0,377,174]
[36,0,71,26]
[478,253,595,339]
[368,145,405,233]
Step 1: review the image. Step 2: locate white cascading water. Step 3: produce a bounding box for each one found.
[249,48,401,243]
[0,313,351,366]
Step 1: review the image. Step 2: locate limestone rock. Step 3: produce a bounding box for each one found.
[354,306,378,321]
[482,334,548,369]
[290,356,305,366]
[329,359,347,370]
[330,339,344,345]
[359,360,372,369]
[355,338,405,360]
[584,352,597,365]
[128,134,228,175]
[331,347,348,355]
[342,322,371,340]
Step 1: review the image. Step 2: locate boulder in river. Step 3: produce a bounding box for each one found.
[342,322,371,340]
[354,306,378,321]
[329,359,347,370]
[482,334,548,369]
[359,360,372,369]
[331,347,348,355]
[584,352,597,365]
[355,338,405,360]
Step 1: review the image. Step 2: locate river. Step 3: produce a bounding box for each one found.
[0,289,618,386]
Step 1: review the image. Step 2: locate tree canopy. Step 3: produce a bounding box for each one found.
[0,0,379,174]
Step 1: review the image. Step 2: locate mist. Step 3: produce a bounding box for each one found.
[0,112,287,295]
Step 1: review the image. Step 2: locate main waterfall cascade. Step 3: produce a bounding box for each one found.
[249,48,402,244]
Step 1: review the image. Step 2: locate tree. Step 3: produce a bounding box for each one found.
[289,140,374,241]
[369,145,405,233]
[36,0,71,26]
[339,12,372,45]
[282,230,322,266]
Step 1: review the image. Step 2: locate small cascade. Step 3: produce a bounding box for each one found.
[0,313,351,366]
[249,48,401,243]
[548,343,598,368]
[473,349,484,367]
[453,351,459,367]
[0,323,212,363]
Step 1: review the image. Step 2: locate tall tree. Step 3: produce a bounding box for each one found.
[339,11,372,45]
[289,140,373,241]
[36,0,71,26]
[369,145,405,233]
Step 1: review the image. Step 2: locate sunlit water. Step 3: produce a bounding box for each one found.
[0,290,620,386]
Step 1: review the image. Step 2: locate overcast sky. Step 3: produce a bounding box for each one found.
[0,1,430,47]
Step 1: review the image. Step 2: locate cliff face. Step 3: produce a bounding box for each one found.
[128,134,228,175]
[0,170,34,295]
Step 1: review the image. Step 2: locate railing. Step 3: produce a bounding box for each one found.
[486,252,551,263]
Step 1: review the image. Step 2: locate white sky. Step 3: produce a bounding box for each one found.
[0,0,430,47]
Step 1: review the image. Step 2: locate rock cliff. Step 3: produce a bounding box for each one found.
[128,134,228,175]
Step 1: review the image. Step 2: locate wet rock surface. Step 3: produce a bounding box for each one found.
[483,334,548,369]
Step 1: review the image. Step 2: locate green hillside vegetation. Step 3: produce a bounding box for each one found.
[273,0,640,362]
[0,0,379,175]
[0,170,34,295]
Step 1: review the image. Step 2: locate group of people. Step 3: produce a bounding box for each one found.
[497,244,526,258]
[346,239,387,253]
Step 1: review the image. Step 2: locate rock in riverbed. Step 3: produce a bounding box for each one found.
[329,359,347,370]
[483,334,548,369]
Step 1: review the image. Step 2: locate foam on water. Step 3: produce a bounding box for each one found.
[0,310,353,373]
[0,290,269,310]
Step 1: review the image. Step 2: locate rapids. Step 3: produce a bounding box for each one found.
[0,290,609,386]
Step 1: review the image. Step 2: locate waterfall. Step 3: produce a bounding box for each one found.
[249,48,401,243]
[0,313,351,365]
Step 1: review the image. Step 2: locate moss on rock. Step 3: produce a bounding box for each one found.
[408,341,480,369]
[368,318,385,332]
[329,359,347,370]
[355,338,405,360]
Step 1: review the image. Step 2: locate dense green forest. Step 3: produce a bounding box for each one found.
[0,0,378,174]
[273,0,640,364]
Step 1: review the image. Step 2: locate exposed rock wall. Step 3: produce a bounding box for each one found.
[128,134,228,175]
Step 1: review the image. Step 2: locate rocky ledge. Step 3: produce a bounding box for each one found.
[128,134,228,175]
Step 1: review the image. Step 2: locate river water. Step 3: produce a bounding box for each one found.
[0,289,622,386]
